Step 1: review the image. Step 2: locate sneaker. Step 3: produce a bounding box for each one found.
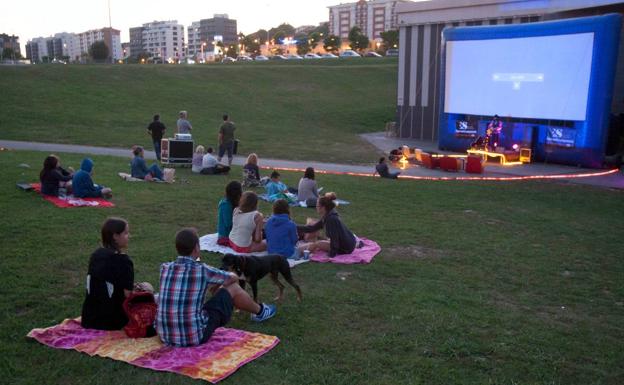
[251,303,276,322]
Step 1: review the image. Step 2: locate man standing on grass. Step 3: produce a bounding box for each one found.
[147,114,166,161]
[218,114,236,166]
[177,111,192,135]
[155,228,276,347]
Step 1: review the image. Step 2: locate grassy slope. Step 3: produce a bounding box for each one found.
[0,60,398,164]
[1,150,623,385]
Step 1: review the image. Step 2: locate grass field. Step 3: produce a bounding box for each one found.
[1,150,623,385]
[0,60,398,164]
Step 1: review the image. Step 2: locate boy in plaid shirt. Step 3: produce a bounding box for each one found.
[156,228,276,347]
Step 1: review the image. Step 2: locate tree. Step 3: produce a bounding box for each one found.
[380,30,399,51]
[309,32,322,49]
[89,40,109,62]
[348,26,369,52]
[1,47,21,60]
[296,39,310,55]
[323,35,341,54]
[272,31,286,45]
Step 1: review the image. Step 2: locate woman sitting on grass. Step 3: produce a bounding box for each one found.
[81,217,152,330]
[131,146,163,181]
[243,153,262,187]
[297,193,358,257]
[39,154,73,196]
[228,191,267,253]
[192,145,206,173]
[297,167,320,206]
[216,181,242,247]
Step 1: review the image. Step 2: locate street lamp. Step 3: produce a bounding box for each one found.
[201,42,207,62]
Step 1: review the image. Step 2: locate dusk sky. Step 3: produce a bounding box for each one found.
[3,0,352,52]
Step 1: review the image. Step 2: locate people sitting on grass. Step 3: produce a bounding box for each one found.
[229,191,267,253]
[297,167,320,206]
[374,157,400,179]
[73,158,113,198]
[40,154,74,196]
[297,193,358,258]
[201,147,230,175]
[82,217,153,330]
[243,153,262,187]
[131,146,163,181]
[265,199,299,259]
[265,170,297,202]
[217,181,242,247]
[192,145,206,173]
[155,228,276,347]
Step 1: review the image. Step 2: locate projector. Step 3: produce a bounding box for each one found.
[174,133,192,140]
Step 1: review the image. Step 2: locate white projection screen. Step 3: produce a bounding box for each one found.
[444,33,594,121]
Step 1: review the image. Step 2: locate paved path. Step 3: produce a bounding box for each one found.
[2,139,623,189]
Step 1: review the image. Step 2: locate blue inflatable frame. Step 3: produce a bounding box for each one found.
[439,14,622,168]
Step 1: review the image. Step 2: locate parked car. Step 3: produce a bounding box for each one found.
[339,50,361,58]
[386,48,399,57]
[254,55,269,61]
[286,54,303,60]
[304,53,322,59]
[270,55,288,60]
[222,56,236,63]
[365,51,383,58]
[320,53,339,59]
[237,55,253,62]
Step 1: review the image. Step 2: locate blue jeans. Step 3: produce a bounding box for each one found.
[218,141,234,159]
[153,139,162,160]
[148,164,163,180]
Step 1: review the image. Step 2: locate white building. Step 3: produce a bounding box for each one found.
[187,21,201,57]
[141,20,185,62]
[328,0,408,43]
[54,32,81,62]
[76,27,122,61]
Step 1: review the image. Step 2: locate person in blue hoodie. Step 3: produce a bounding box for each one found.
[72,158,112,198]
[264,199,299,259]
[131,146,163,180]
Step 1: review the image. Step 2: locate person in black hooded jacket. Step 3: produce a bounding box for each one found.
[296,193,357,257]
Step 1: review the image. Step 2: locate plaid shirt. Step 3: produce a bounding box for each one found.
[156,256,230,346]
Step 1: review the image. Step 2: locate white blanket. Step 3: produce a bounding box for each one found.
[199,233,309,268]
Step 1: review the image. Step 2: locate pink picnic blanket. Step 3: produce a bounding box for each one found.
[310,238,380,264]
[31,183,115,208]
[27,318,279,383]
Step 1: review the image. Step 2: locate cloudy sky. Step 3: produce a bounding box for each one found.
[3,0,347,51]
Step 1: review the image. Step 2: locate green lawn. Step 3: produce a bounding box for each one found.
[1,150,623,385]
[0,60,398,164]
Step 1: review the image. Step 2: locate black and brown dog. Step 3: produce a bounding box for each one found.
[221,253,302,303]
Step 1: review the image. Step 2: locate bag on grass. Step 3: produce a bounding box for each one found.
[123,291,157,338]
[163,168,175,183]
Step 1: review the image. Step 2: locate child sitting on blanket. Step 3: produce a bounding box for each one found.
[40,154,74,196]
[229,191,267,253]
[192,145,205,173]
[82,217,153,330]
[297,193,358,257]
[265,199,299,259]
[155,228,276,347]
[131,146,163,181]
[217,181,242,247]
[73,158,113,199]
[265,170,297,203]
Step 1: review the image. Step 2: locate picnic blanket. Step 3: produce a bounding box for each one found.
[30,183,115,208]
[118,172,172,183]
[310,238,380,264]
[199,233,309,268]
[257,193,350,207]
[27,318,279,384]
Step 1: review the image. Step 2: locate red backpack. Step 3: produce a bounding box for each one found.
[123,292,157,338]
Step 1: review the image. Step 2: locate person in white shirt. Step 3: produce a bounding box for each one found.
[201,147,230,175]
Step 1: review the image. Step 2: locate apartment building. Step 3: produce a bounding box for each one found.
[328,0,407,42]
[76,27,122,61]
[138,20,185,61]
[187,14,237,58]
[0,33,21,57]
